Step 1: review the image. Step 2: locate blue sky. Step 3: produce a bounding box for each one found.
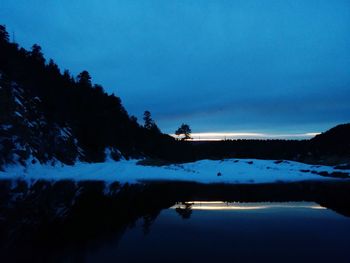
[1,0,350,138]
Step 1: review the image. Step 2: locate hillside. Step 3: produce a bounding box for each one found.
[0,25,191,168]
[311,124,350,155]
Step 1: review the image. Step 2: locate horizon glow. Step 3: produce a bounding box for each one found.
[170,132,321,140]
[171,201,325,211]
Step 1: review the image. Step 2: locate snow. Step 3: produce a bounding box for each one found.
[14,111,23,118]
[0,124,12,130]
[58,127,72,140]
[14,96,23,107]
[0,158,349,185]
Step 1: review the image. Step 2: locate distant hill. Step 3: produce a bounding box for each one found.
[310,124,350,156]
[190,124,350,165]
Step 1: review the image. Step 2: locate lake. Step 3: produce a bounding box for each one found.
[84,201,350,263]
[1,180,350,263]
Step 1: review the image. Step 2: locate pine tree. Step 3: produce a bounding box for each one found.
[143,110,153,129]
[77,70,92,87]
[0,25,9,43]
[143,110,161,133]
[175,123,192,140]
[30,44,45,64]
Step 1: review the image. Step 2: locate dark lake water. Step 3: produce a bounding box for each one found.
[2,180,350,263]
[84,201,350,263]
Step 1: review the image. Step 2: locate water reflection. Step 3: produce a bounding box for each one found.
[112,200,350,263]
[1,180,350,262]
[173,201,326,211]
[175,202,193,219]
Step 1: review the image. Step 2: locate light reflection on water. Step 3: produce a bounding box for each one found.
[171,201,326,210]
[81,201,350,263]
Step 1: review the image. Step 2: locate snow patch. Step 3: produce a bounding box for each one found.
[0,159,349,185]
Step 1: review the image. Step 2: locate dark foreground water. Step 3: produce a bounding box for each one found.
[85,201,350,263]
[1,180,350,262]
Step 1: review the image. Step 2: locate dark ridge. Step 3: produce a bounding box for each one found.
[0,24,193,166]
[311,123,350,155]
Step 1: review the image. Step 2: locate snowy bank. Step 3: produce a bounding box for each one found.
[0,158,349,184]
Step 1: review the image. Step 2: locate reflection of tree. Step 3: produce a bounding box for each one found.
[142,212,160,235]
[175,202,193,219]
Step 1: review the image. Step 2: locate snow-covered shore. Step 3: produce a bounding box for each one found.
[0,158,349,184]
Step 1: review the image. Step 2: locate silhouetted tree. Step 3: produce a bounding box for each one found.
[130,115,138,125]
[47,59,60,74]
[63,69,74,82]
[93,84,104,94]
[143,110,161,133]
[175,123,192,140]
[30,44,45,64]
[143,111,153,129]
[77,70,92,87]
[0,25,9,43]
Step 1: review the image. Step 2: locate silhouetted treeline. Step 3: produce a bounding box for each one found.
[192,139,309,161]
[311,124,350,156]
[191,124,350,164]
[0,25,192,164]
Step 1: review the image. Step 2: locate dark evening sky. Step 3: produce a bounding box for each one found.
[1,0,350,139]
